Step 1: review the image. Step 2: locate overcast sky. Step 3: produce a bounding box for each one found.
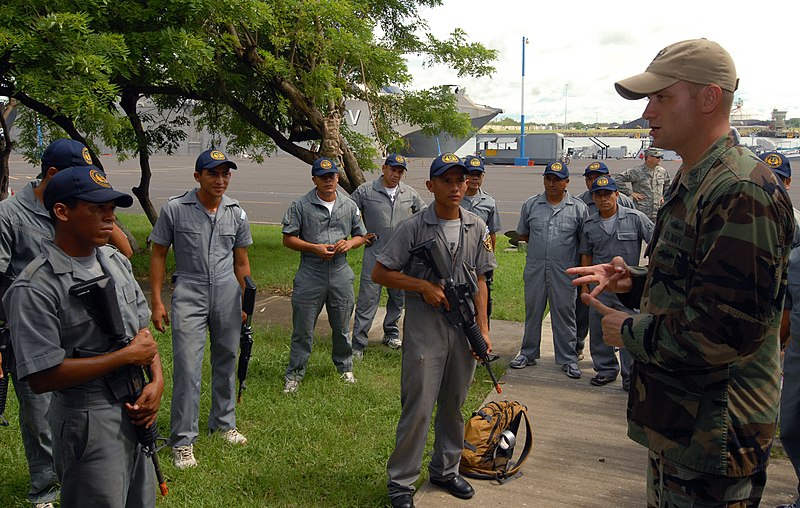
[405,0,800,125]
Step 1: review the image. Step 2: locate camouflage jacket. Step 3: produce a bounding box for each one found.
[620,131,794,476]
[615,162,671,221]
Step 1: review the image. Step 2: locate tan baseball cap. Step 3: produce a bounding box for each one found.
[615,39,738,100]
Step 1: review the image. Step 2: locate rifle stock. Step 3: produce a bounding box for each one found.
[0,274,14,426]
[237,276,256,403]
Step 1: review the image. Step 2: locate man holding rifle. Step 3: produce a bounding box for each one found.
[372,153,496,508]
[0,138,132,508]
[3,166,163,507]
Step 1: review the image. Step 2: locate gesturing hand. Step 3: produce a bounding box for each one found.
[581,293,627,347]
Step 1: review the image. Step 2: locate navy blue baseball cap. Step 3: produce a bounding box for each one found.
[384,154,408,169]
[430,153,467,178]
[543,161,569,179]
[312,157,339,176]
[44,166,134,210]
[590,175,618,194]
[464,155,485,172]
[195,149,237,172]
[583,161,609,176]
[760,151,791,179]
[41,138,93,171]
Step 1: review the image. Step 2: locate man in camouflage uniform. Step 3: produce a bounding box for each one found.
[568,39,794,506]
[614,147,671,222]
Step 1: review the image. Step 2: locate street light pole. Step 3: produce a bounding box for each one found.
[515,36,530,166]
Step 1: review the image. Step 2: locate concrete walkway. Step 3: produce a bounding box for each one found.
[141,280,799,507]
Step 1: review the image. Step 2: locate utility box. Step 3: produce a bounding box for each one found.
[476,133,565,165]
[606,146,629,159]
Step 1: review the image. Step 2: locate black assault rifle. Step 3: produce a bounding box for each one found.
[409,238,502,394]
[237,276,257,403]
[69,275,168,496]
[0,274,14,427]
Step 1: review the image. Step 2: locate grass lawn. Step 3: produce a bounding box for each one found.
[0,213,517,507]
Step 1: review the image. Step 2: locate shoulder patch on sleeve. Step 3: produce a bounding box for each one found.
[483,228,493,252]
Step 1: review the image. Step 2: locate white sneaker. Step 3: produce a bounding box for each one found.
[172,444,198,469]
[341,371,356,384]
[283,379,300,393]
[34,503,55,508]
[383,336,402,349]
[222,428,248,445]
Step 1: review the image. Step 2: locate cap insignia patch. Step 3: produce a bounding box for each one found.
[764,154,783,168]
[320,159,332,169]
[470,158,482,167]
[589,162,600,170]
[210,150,226,161]
[82,147,93,165]
[442,153,459,163]
[596,176,609,187]
[551,162,563,171]
[90,169,111,188]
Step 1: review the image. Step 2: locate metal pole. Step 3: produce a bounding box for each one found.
[520,36,526,159]
[564,83,568,130]
[515,36,529,166]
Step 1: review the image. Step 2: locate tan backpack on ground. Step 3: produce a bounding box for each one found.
[459,400,532,481]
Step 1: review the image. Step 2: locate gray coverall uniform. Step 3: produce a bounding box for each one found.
[573,190,637,353]
[379,206,496,499]
[149,189,253,447]
[779,208,800,504]
[4,243,154,508]
[461,188,501,235]
[579,206,653,382]
[0,181,59,504]
[350,178,425,350]
[516,192,588,365]
[282,189,366,381]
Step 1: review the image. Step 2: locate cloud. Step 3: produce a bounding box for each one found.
[404,0,800,124]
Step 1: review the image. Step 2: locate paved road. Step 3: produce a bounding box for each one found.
[11,152,800,227]
[1,153,685,225]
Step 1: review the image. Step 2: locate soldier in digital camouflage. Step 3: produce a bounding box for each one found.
[614,147,672,221]
[567,39,794,506]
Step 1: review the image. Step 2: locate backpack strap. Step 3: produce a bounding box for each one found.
[499,405,533,480]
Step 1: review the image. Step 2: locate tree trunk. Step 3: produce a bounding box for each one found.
[120,91,159,225]
[0,100,15,200]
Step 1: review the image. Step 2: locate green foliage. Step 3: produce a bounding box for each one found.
[0,321,502,507]
[1,0,497,190]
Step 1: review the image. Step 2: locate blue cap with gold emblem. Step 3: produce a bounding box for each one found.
[583,161,609,176]
[195,149,238,172]
[464,155,485,173]
[312,157,339,176]
[590,175,618,194]
[44,165,134,210]
[543,161,569,179]
[384,154,407,169]
[41,138,93,172]
[759,151,791,179]
[430,153,467,178]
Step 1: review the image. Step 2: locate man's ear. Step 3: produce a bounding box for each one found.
[52,202,70,222]
[701,84,723,113]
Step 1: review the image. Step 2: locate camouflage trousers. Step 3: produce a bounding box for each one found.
[647,451,766,507]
